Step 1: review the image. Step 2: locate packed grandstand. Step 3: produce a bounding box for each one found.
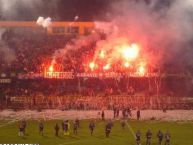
[0,1,193,145]
[0,23,192,111]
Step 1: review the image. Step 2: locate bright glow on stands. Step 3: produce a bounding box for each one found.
[122,43,139,60]
[49,65,54,72]
[138,65,146,76]
[124,62,130,68]
[103,64,110,70]
[99,50,105,59]
[89,62,95,71]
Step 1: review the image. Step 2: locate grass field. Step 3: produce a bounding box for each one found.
[0,120,193,145]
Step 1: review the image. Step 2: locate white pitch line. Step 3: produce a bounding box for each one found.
[0,118,21,128]
[126,121,136,140]
[0,113,31,128]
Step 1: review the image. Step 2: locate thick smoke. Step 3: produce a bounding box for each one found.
[95,0,193,71]
[0,0,58,64]
[0,29,15,64]
[54,33,101,59]
[36,16,52,28]
[0,0,58,20]
[53,0,193,73]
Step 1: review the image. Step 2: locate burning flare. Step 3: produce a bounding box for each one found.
[138,65,146,76]
[103,64,110,70]
[89,62,95,71]
[121,43,139,61]
[99,50,105,59]
[49,65,54,72]
[124,62,130,68]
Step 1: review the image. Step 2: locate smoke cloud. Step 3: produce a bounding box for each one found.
[36,16,52,28]
[0,0,58,20]
[53,0,193,73]
[54,33,101,59]
[0,29,15,64]
[0,0,58,64]
[94,0,193,71]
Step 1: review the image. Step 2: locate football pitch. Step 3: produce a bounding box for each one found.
[0,120,193,145]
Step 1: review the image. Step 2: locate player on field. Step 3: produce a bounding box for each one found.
[75,118,80,128]
[39,121,44,136]
[89,120,95,136]
[73,120,78,135]
[137,109,141,120]
[18,121,24,137]
[22,120,27,135]
[135,130,141,145]
[54,123,60,136]
[105,120,113,137]
[64,120,70,136]
[157,130,164,145]
[102,110,105,120]
[120,119,126,130]
[61,121,65,134]
[146,129,152,145]
[165,131,171,145]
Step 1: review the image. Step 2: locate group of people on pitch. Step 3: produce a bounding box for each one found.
[18,120,27,136]
[18,119,113,138]
[18,119,171,145]
[54,120,77,136]
[135,129,171,145]
[119,119,171,145]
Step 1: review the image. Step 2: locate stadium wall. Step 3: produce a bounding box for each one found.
[0,21,95,35]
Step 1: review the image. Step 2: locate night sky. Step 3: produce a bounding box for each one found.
[0,0,171,21]
[0,0,114,21]
[57,0,111,21]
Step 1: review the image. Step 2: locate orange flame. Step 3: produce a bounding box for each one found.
[122,43,139,60]
[103,64,110,70]
[124,62,130,68]
[49,65,54,72]
[99,50,105,59]
[138,65,146,76]
[89,62,95,71]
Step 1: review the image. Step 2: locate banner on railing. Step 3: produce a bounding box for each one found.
[0,78,11,83]
[43,72,158,79]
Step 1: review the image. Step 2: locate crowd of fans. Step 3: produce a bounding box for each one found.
[0,30,192,111]
[1,29,73,73]
[0,78,192,111]
[1,94,191,110]
[0,29,100,73]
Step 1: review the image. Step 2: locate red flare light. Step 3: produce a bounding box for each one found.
[89,62,95,71]
[122,43,139,60]
[103,64,110,70]
[124,62,130,68]
[138,65,146,76]
[49,65,54,72]
[99,50,105,59]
